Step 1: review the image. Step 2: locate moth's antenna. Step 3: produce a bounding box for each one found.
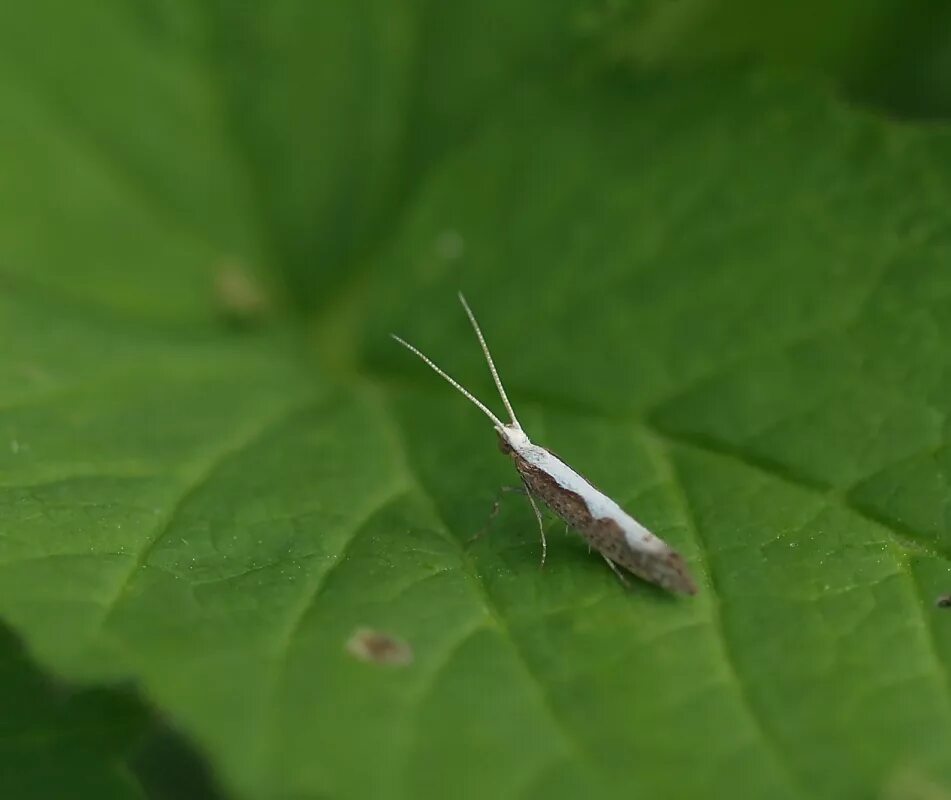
[457,292,521,429]
[391,334,506,430]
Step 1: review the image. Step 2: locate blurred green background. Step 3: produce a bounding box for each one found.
[4,2,951,799]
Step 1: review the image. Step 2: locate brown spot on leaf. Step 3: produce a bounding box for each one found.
[346,628,413,667]
[936,594,951,609]
[214,262,270,324]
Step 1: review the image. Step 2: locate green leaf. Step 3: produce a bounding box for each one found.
[198,0,583,306]
[363,73,951,798]
[577,0,951,121]
[579,1,920,82]
[4,4,951,800]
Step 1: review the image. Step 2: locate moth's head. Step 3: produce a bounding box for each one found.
[496,424,527,455]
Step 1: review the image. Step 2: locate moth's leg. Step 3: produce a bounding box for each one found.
[468,485,527,544]
[522,484,547,569]
[601,554,630,587]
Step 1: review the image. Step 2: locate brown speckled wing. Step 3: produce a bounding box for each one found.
[512,455,697,595]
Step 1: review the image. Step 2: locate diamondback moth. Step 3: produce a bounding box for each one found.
[392,293,698,595]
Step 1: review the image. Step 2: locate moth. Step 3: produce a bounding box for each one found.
[392,293,697,595]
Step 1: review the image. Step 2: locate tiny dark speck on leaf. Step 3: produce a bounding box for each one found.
[346,628,413,667]
[935,594,951,609]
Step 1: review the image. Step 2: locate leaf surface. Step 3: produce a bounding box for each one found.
[3,5,951,800]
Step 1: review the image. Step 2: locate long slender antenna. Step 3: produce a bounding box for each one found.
[457,292,521,429]
[391,334,506,430]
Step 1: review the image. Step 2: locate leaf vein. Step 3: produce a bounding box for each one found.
[373,393,609,788]
[260,479,409,782]
[647,434,809,799]
[898,559,951,709]
[96,397,315,632]
[651,424,951,563]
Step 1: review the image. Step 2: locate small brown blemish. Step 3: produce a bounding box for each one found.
[346,628,413,667]
[214,262,270,324]
[936,594,951,609]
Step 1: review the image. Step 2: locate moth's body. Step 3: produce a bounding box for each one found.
[499,426,696,594]
[392,293,698,596]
